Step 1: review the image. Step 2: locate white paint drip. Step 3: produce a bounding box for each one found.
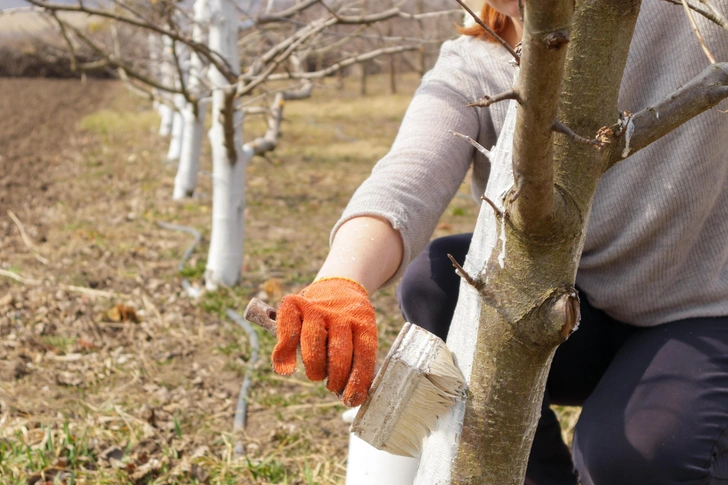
[621,116,635,158]
[498,212,507,269]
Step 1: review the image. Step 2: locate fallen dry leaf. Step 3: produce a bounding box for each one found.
[77,338,96,350]
[262,278,284,300]
[55,371,83,387]
[105,304,139,323]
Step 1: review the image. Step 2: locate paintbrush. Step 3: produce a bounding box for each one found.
[244,298,466,458]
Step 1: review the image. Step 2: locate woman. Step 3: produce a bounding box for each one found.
[271,1,728,483]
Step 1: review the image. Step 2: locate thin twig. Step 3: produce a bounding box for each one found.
[552,120,604,148]
[662,0,728,29]
[0,269,41,286]
[699,0,728,28]
[262,45,419,82]
[7,210,49,265]
[681,0,717,63]
[467,90,521,108]
[7,210,37,250]
[449,131,492,158]
[62,285,131,299]
[447,254,484,291]
[26,0,236,82]
[453,0,520,64]
[480,195,503,217]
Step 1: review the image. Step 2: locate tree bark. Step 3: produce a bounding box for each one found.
[204,0,251,289]
[174,0,209,199]
[158,35,176,137]
[416,1,643,483]
[166,92,186,161]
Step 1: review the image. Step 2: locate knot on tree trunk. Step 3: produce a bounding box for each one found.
[512,285,581,348]
[540,30,570,50]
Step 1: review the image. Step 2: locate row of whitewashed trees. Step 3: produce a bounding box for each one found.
[30,0,459,289]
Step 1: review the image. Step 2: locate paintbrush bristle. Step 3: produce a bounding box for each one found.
[351,323,466,458]
[383,345,466,457]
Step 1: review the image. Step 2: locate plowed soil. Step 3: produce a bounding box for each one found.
[0,78,115,215]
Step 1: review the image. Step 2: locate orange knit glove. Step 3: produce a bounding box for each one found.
[271,277,378,407]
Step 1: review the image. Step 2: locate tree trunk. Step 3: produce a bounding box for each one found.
[173,100,206,198]
[158,35,176,137]
[416,1,643,483]
[148,33,161,112]
[166,93,186,161]
[360,61,368,96]
[174,0,209,199]
[417,0,426,79]
[205,0,250,289]
[389,55,396,94]
[158,102,174,137]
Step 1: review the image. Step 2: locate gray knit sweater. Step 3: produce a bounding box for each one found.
[332,0,728,326]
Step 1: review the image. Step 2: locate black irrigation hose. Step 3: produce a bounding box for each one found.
[157,221,258,457]
[156,222,202,271]
[226,308,260,457]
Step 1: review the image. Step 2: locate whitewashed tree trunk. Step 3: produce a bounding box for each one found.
[158,35,176,137]
[148,33,161,111]
[174,101,207,197]
[167,92,187,161]
[174,0,209,199]
[205,0,250,289]
[414,98,518,485]
[158,103,174,137]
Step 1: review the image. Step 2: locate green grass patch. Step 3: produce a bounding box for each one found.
[78,109,158,140]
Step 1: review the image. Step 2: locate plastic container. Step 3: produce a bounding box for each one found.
[342,407,419,485]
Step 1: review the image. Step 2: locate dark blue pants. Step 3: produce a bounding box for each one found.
[397,233,728,485]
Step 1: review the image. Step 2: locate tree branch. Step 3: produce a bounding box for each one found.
[449,131,491,158]
[510,0,573,231]
[453,0,520,64]
[61,20,185,95]
[264,45,419,81]
[699,0,728,28]
[680,0,717,63]
[467,90,521,108]
[256,0,319,24]
[609,62,728,166]
[447,254,484,292]
[246,93,285,156]
[552,120,603,148]
[26,0,237,83]
[662,0,728,30]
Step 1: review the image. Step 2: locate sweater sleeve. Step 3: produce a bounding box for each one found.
[330,39,485,286]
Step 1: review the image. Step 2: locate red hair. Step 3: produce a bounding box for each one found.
[457,3,510,42]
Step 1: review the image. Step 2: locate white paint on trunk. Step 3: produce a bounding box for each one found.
[204,0,248,289]
[148,33,161,111]
[158,103,174,136]
[167,93,186,161]
[158,35,176,137]
[174,102,206,198]
[174,0,209,199]
[414,98,518,485]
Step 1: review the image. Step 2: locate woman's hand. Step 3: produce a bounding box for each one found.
[272,277,377,407]
[271,216,403,406]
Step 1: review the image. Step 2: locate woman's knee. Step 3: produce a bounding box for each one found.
[397,234,471,340]
[573,412,723,485]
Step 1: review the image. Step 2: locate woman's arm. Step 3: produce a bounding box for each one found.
[316,215,403,295]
